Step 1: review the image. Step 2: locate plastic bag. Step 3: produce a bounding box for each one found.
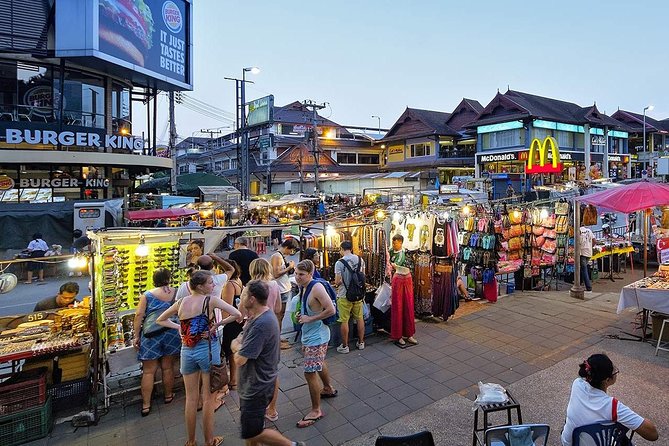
[373,283,391,313]
[282,293,299,335]
[473,381,508,405]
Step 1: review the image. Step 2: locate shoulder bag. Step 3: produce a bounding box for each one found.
[143,288,178,338]
[205,296,229,393]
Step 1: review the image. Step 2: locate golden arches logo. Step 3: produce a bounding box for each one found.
[526,136,562,174]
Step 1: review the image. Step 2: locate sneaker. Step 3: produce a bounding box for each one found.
[356,341,365,350]
[336,344,349,354]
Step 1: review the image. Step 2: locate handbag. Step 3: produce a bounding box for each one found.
[205,296,229,393]
[555,201,569,215]
[142,288,177,338]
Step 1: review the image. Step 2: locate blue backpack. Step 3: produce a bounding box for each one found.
[293,279,339,327]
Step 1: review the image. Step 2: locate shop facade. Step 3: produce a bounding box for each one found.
[611,109,669,178]
[470,90,630,198]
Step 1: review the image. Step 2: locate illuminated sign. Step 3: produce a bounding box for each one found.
[608,155,629,163]
[4,129,143,151]
[0,175,15,191]
[479,153,519,162]
[526,136,562,174]
[389,146,404,155]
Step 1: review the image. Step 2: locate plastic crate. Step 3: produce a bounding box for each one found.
[48,378,90,411]
[0,367,47,416]
[0,396,52,446]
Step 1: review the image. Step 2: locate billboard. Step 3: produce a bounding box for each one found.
[56,0,192,90]
[245,95,274,128]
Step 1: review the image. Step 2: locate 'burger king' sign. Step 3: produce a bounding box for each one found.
[0,175,15,191]
[163,1,183,33]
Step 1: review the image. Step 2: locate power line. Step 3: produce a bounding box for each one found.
[182,94,236,119]
[162,92,236,123]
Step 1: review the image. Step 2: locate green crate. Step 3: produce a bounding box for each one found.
[0,396,52,446]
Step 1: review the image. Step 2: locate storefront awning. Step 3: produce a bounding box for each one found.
[127,208,199,222]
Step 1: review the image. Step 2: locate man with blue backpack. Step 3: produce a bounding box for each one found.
[294,260,337,428]
[334,241,366,354]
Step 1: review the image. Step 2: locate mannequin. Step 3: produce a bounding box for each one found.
[389,234,417,346]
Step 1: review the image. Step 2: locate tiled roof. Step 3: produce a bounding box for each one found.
[446,98,485,132]
[611,110,667,132]
[382,107,459,141]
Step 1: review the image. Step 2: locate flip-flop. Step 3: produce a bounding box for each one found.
[320,390,338,398]
[265,411,279,422]
[296,414,323,428]
[141,406,151,417]
[205,436,224,446]
[394,340,408,349]
[164,394,175,404]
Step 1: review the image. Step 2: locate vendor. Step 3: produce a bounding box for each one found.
[33,282,80,311]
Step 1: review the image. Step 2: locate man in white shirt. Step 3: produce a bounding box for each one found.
[579,226,595,292]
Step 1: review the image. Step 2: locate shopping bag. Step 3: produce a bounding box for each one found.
[283,294,300,334]
[373,283,392,313]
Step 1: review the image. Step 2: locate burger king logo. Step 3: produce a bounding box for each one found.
[0,175,15,191]
[163,1,183,33]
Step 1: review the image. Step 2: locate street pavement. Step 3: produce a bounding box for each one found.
[22,267,669,446]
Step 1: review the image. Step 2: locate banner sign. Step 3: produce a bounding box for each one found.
[526,137,562,174]
[246,95,274,128]
[5,129,143,151]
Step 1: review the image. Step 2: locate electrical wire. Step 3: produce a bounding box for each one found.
[182,94,236,119]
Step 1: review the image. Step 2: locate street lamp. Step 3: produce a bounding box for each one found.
[371,115,381,136]
[643,104,654,177]
[224,67,260,200]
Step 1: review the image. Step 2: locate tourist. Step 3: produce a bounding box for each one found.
[228,237,259,285]
[25,232,48,284]
[132,268,180,416]
[294,260,337,428]
[249,258,283,422]
[579,225,595,293]
[186,239,204,267]
[302,248,322,279]
[157,271,242,446]
[220,260,244,390]
[561,353,658,445]
[271,238,299,349]
[334,241,365,353]
[231,280,304,445]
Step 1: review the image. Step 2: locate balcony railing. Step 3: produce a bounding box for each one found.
[439,148,476,158]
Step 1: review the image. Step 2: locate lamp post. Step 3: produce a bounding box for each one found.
[643,105,654,177]
[372,115,381,136]
[224,67,259,200]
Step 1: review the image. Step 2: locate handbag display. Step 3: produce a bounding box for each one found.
[508,237,522,251]
[510,224,523,237]
[205,296,229,393]
[509,210,523,225]
[555,201,569,216]
[532,225,545,236]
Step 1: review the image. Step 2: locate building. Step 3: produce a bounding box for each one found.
[0,0,192,203]
[177,100,383,195]
[469,90,630,198]
[378,99,482,189]
[610,109,669,177]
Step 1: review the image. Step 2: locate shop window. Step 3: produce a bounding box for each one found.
[557,131,573,148]
[358,154,380,164]
[0,61,57,122]
[483,130,521,149]
[55,69,105,129]
[533,128,552,140]
[214,161,223,171]
[111,83,131,133]
[409,143,431,157]
[338,152,357,164]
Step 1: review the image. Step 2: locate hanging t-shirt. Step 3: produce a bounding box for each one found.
[432,215,448,256]
[403,215,421,251]
[418,214,434,253]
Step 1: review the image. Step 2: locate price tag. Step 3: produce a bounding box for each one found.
[24,312,47,323]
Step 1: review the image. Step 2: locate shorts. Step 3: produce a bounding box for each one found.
[240,390,273,439]
[302,342,328,373]
[337,298,363,323]
[180,339,220,375]
[280,291,291,303]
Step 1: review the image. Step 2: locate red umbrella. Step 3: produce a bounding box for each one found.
[577,181,669,213]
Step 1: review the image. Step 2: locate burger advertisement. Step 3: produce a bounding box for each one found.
[98,0,189,84]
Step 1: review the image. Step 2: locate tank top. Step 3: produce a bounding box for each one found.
[300,282,331,347]
[179,297,215,347]
[272,251,292,294]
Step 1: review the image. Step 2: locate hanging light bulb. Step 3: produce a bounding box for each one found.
[540,208,549,220]
[462,205,471,216]
[375,209,386,220]
[393,212,401,221]
[135,235,149,257]
[326,225,336,237]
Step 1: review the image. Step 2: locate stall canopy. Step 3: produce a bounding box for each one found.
[576,180,669,213]
[127,208,199,222]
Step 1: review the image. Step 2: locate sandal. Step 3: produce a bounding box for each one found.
[265,411,279,422]
[320,389,338,398]
[141,406,151,417]
[184,441,197,446]
[206,436,224,446]
[296,414,323,428]
[164,393,175,404]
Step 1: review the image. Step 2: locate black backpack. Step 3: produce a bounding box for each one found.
[338,257,365,302]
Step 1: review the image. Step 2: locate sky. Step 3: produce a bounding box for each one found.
[135,0,669,144]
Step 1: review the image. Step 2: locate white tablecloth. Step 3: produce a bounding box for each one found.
[618,286,669,314]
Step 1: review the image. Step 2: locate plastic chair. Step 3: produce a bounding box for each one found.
[484,424,549,446]
[256,239,267,254]
[572,422,633,446]
[375,430,435,446]
[656,316,669,356]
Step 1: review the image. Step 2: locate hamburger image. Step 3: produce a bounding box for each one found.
[99,0,155,66]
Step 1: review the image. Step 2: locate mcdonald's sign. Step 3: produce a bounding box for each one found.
[526,136,562,174]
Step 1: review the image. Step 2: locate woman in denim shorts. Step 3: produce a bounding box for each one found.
[158,270,242,446]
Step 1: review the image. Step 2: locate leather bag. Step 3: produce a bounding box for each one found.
[205,296,229,393]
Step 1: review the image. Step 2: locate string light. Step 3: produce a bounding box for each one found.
[375,210,386,220]
[462,205,471,216]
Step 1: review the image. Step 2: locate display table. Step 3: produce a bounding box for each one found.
[618,280,669,340]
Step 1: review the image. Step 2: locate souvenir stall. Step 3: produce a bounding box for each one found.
[0,288,93,444]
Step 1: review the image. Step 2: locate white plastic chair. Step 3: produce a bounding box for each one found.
[656,316,669,356]
[485,424,550,446]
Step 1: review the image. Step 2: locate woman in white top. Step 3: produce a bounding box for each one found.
[561,353,658,445]
[25,232,49,283]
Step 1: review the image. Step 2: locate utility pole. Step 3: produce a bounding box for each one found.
[200,128,223,172]
[303,100,327,193]
[169,91,177,195]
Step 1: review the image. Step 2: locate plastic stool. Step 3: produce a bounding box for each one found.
[256,240,266,254]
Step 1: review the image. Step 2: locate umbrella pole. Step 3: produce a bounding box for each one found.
[644,210,648,278]
[570,200,584,299]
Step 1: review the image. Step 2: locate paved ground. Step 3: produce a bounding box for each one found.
[22,266,668,446]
